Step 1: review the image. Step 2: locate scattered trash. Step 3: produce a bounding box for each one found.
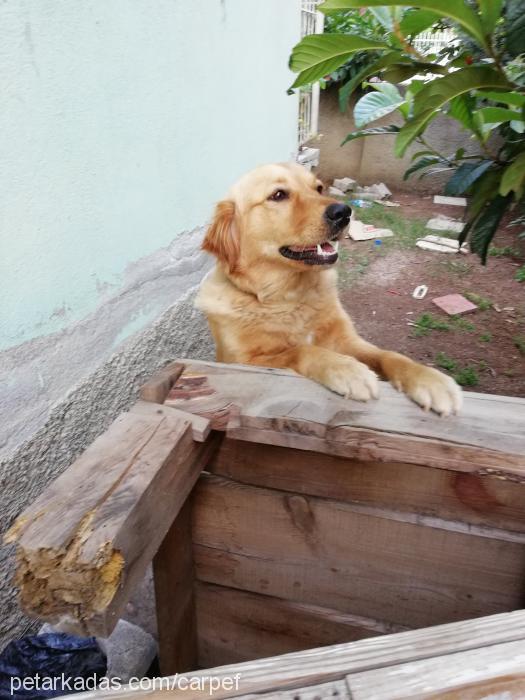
[374,200,401,207]
[432,294,478,315]
[387,289,401,295]
[328,186,345,197]
[333,177,357,193]
[348,220,394,241]
[503,306,515,311]
[494,304,502,312]
[353,182,392,201]
[433,195,467,207]
[412,285,428,299]
[348,199,373,208]
[426,214,465,233]
[374,239,383,249]
[416,235,468,254]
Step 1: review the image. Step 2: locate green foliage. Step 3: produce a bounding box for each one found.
[515,265,525,282]
[464,292,493,310]
[412,313,450,336]
[435,352,480,386]
[288,0,525,262]
[435,352,457,371]
[479,332,492,342]
[514,335,525,355]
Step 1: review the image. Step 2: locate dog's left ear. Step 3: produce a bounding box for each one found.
[202,200,240,273]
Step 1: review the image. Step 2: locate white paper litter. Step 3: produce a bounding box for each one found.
[348,220,394,241]
[433,195,467,206]
[426,215,465,233]
[416,234,468,254]
[333,177,357,192]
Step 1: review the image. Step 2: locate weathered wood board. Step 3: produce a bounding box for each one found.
[165,360,525,478]
[5,402,216,636]
[193,474,525,633]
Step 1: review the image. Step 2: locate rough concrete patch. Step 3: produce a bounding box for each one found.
[0,287,215,650]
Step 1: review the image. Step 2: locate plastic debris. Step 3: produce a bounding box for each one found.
[348,220,393,241]
[374,200,401,207]
[432,294,478,315]
[348,199,373,209]
[433,195,467,206]
[416,235,468,254]
[412,285,428,299]
[426,215,465,233]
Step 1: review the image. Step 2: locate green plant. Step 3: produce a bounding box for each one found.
[479,331,492,342]
[450,315,476,332]
[514,335,525,355]
[488,245,520,257]
[289,0,525,262]
[464,292,493,310]
[412,313,450,336]
[454,365,480,386]
[516,265,525,282]
[435,352,457,371]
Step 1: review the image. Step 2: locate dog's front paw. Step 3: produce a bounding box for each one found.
[393,364,462,416]
[320,357,379,402]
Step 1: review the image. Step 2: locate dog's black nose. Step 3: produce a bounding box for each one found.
[325,203,351,228]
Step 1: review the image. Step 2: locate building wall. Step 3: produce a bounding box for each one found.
[0,0,300,647]
[313,86,474,191]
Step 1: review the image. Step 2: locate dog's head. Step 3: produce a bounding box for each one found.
[202,163,350,274]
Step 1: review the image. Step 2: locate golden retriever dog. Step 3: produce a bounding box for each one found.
[196,163,462,415]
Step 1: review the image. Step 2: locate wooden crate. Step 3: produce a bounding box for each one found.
[5,359,525,698]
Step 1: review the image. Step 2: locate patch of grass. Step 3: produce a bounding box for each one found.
[412,313,450,337]
[516,265,525,283]
[354,203,427,250]
[479,332,492,343]
[488,245,520,258]
[438,259,474,277]
[514,335,525,356]
[450,315,476,332]
[454,365,480,386]
[435,352,481,386]
[464,292,493,310]
[338,249,370,288]
[435,352,458,371]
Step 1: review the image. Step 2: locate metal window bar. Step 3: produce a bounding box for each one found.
[298,0,323,146]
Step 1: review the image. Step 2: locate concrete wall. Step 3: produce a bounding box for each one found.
[0,0,300,648]
[313,86,474,191]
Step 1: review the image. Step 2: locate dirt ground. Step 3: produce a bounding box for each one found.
[338,192,525,397]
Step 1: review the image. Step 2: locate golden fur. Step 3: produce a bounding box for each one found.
[196,163,462,415]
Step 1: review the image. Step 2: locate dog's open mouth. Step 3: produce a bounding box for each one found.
[279,240,339,265]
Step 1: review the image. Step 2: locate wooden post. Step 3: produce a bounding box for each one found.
[153,498,198,675]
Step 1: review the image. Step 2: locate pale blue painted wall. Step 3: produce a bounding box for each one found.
[0,0,300,350]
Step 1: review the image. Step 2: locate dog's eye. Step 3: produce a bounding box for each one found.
[316,184,323,194]
[268,189,289,202]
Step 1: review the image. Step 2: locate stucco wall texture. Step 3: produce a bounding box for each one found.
[313,86,475,191]
[0,0,300,648]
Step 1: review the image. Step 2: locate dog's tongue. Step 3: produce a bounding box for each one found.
[320,241,336,253]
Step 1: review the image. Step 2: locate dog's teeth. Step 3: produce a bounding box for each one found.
[317,244,323,255]
[333,241,339,252]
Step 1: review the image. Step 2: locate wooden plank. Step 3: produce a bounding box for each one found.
[164,360,525,478]
[139,361,185,403]
[235,680,350,699]
[210,440,525,536]
[154,499,198,675]
[64,610,525,699]
[130,400,211,442]
[347,639,525,700]
[196,582,402,668]
[193,475,525,630]
[5,403,219,636]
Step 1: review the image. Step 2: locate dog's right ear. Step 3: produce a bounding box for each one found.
[202,200,240,273]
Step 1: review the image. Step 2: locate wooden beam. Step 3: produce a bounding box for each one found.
[164,360,525,479]
[56,610,525,699]
[139,361,185,403]
[154,499,198,675]
[196,582,402,669]
[5,402,219,637]
[193,475,525,630]
[210,440,525,536]
[130,400,211,442]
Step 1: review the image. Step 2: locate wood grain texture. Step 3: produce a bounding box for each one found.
[234,680,350,699]
[193,475,525,630]
[5,403,219,636]
[154,499,198,675]
[130,400,211,442]
[210,439,525,536]
[139,361,184,403]
[65,610,525,699]
[165,360,525,478]
[347,638,525,700]
[196,582,402,669]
